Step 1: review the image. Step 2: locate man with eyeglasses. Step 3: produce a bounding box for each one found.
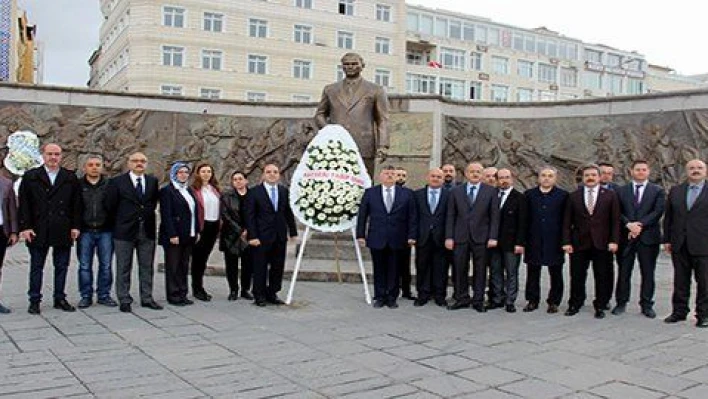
[106,152,162,313]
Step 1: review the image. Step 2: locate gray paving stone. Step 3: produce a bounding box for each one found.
[499,378,574,399]
[589,381,666,399]
[456,365,525,387]
[341,383,419,398]
[418,354,481,372]
[677,384,708,399]
[411,374,487,397]
[457,389,525,399]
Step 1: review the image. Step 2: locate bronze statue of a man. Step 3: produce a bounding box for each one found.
[315,53,390,175]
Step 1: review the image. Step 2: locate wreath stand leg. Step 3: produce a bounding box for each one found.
[351,228,372,304]
[334,232,342,283]
[286,226,311,305]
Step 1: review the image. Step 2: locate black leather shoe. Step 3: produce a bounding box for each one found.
[402,293,416,301]
[523,302,539,312]
[565,306,579,316]
[696,318,708,328]
[547,304,559,314]
[267,297,285,305]
[611,304,626,315]
[183,299,194,305]
[141,301,163,310]
[506,304,516,313]
[97,297,118,307]
[386,300,398,309]
[434,298,447,307]
[413,299,428,307]
[194,291,212,302]
[54,299,76,312]
[28,302,40,315]
[472,304,487,313]
[228,292,238,301]
[664,313,687,323]
[168,300,186,306]
[594,309,606,319]
[641,307,656,319]
[447,301,471,310]
[254,298,267,307]
[485,302,504,310]
[119,303,131,313]
[373,299,385,308]
[241,291,254,300]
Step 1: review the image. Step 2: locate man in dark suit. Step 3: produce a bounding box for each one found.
[445,162,500,312]
[357,165,417,309]
[524,166,568,314]
[663,159,708,328]
[612,160,665,318]
[315,52,389,175]
[488,168,527,313]
[394,166,414,299]
[0,173,18,314]
[441,164,458,191]
[106,152,162,313]
[245,164,298,307]
[599,162,619,191]
[562,164,620,319]
[413,168,448,307]
[19,143,81,314]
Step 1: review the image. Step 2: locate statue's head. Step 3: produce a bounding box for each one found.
[341,53,365,78]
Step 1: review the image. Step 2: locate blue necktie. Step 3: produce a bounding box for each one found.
[136,177,144,201]
[270,186,278,211]
[468,185,476,205]
[688,185,700,210]
[429,189,438,213]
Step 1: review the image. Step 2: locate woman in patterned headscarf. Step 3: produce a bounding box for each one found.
[159,162,200,306]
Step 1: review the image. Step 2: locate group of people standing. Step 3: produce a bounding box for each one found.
[0,143,295,314]
[356,160,708,328]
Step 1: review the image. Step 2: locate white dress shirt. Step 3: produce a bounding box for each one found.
[201,186,220,221]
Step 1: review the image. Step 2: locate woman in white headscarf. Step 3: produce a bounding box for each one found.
[159,162,200,306]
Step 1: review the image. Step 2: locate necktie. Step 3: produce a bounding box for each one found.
[634,184,643,207]
[499,190,506,208]
[688,185,700,210]
[385,188,393,213]
[587,188,595,215]
[136,177,143,200]
[270,186,278,211]
[468,185,477,205]
[429,189,438,213]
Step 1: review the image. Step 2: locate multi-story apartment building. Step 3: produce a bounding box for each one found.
[645,64,708,94]
[92,0,694,102]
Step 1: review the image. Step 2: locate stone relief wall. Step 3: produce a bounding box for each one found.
[442,110,708,191]
[0,102,318,185]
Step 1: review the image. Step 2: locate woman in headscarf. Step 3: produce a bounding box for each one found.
[190,162,221,301]
[159,162,200,306]
[220,171,253,301]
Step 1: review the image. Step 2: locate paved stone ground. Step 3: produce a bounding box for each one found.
[0,244,707,399]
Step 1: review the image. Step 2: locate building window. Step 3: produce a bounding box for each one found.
[337,31,354,49]
[406,73,436,94]
[248,54,268,74]
[163,6,185,28]
[246,92,267,102]
[440,47,465,71]
[449,20,462,39]
[475,25,487,43]
[292,94,312,102]
[538,63,557,83]
[469,52,482,71]
[407,12,418,31]
[607,54,622,67]
[608,74,623,94]
[539,90,556,101]
[513,33,524,51]
[537,39,546,56]
[202,50,223,70]
[524,35,535,53]
[560,67,577,87]
[420,14,433,35]
[469,81,482,100]
[627,78,644,95]
[488,28,500,46]
[374,69,391,88]
[491,56,508,75]
[294,24,312,44]
[375,37,391,54]
[585,49,602,63]
[339,0,353,15]
[491,84,508,102]
[517,88,533,102]
[439,78,465,100]
[295,0,312,9]
[547,40,557,57]
[584,70,602,89]
[463,23,474,41]
[161,84,183,96]
[376,4,391,22]
[162,46,184,67]
[293,59,312,79]
[203,12,223,32]
[435,18,448,37]
[200,88,221,99]
[517,60,533,78]
[249,18,268,38]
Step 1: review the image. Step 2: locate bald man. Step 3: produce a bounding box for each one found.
[663,159,708,328]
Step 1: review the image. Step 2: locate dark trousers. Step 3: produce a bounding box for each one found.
[252,240,286,300]
[568,248,613,310]
[670,244,708,319]
[224,248,253,294]
[370,246,399,302]
[0,230,7,296]
[27,245,71,303]
[114,226,156,305]
[445,248,455,295]
[489,249,522,305]
[164,241,193,303]
[452,242,487,305]
[191,220,219,294]
[615,242,660,308]
[525,263,564,306]
[398,246,412,296]
[415,241,447,301]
